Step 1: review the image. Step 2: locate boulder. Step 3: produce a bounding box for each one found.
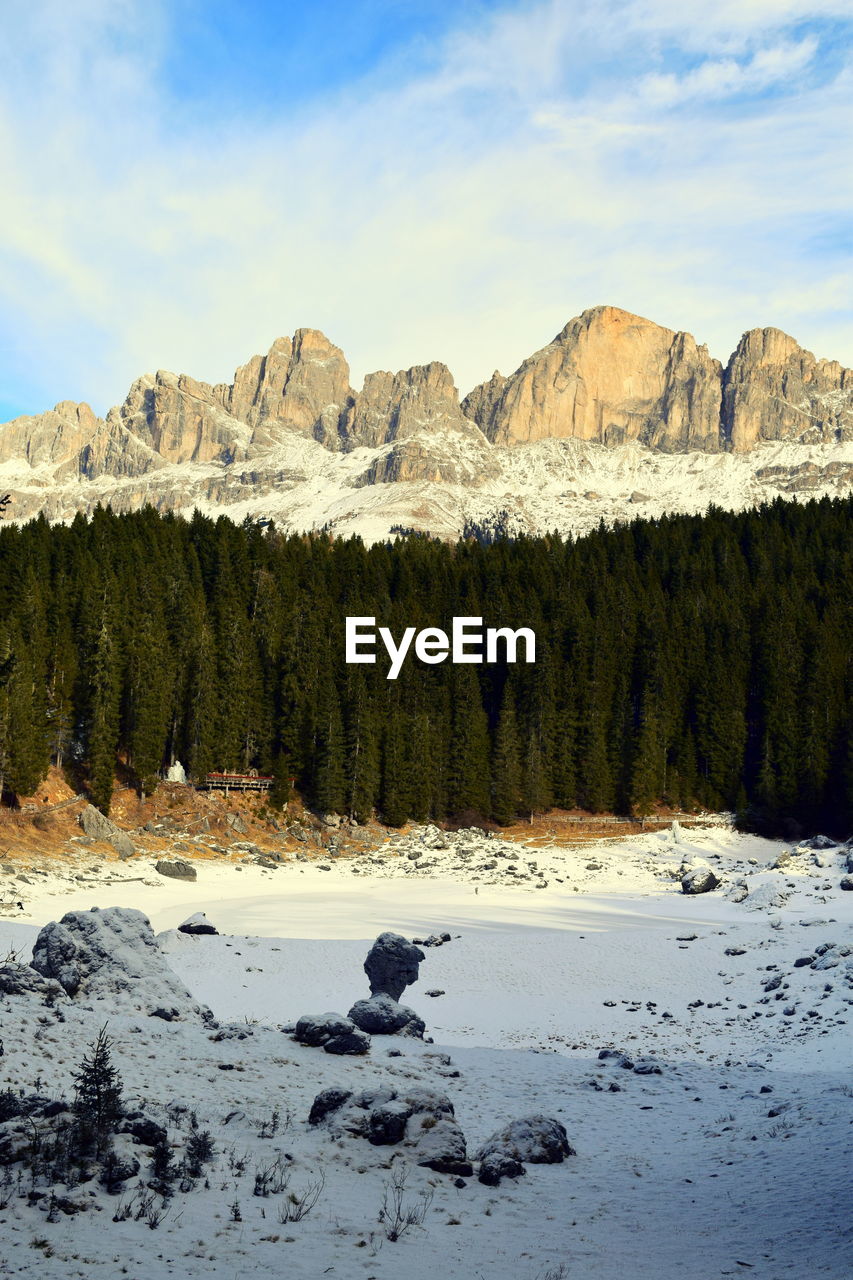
[681,866,720,895]
[745,882,789,911]
[410,1115,473,1176]
[311,1085,462,1165]
[308,1089,352,1126]
[30,906,212,1022]
[478,1151,527,1186]
[324,1026,371,1055]
[79,804,134,861]
[632,1058,663,1075]
[364,932,425,1001]
[294,1012,370,1055]
[348,993,425,1038]
[118,1115,167,1147]
[597,1049,634,1069]
[367,1101,411,1146]
[155,859,197,881]
[0,961,65,1001]
[801,834,837,850]
[177,912,218,936]
[840,875,853,892]
[475,1115,574,1165]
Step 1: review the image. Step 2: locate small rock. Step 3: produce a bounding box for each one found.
[177,912,218,936]
[478,1152,526,1186]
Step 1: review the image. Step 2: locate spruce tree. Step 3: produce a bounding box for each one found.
[72,1026,123,1158]
[491,691,522,825]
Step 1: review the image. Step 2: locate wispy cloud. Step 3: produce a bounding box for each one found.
[0,0,851,417]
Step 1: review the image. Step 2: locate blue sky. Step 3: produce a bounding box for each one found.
[1,0,852,420]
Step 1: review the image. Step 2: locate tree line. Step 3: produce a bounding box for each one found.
[0,497,851,837]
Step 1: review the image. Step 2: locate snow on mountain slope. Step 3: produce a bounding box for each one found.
[4,305,853,539]
[7,433,850,543]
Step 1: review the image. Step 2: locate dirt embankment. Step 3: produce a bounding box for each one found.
[1,769,710,875]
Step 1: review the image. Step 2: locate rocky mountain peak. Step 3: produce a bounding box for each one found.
[1,306,851,533]
[723,326,853,453]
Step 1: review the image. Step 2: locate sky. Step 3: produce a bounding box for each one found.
[0,0,852,421]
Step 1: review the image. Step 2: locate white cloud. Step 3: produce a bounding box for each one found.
[0,0,851,416]
[639,37,819,106]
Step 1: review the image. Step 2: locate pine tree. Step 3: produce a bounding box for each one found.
[88,616,120,812]
[491,690,521,824]
[72,1026,124,1158]
[343,670,380,823]
[447,666,490,817]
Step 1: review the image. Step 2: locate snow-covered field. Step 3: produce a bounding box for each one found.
[0,820,851,1278]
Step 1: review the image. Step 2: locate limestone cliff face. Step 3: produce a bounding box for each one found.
[0,401,102,471]
[343,362,495,483]
[722,327,853,452]
[218,329,354,450]
[104,372,250,472]
[463,306,723,453]
[2,309,853,524]
[345,362,475,445]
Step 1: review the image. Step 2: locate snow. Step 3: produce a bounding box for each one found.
[0,819,850,1277]
[6,431,853,543]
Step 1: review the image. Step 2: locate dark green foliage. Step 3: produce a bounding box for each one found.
[71,1026,123,1158]
[149,1133,177,1195]
[0,497,850,835]
[184,1129,215,1178]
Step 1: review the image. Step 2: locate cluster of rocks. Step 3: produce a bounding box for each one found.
[364,823,562,888]
[308,1085,572,1186]
[294,932,427,1055]
[596,1048,663,1077]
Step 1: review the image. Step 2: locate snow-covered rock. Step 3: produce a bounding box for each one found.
[307,1083,470,1171]
[478,1151,526,1185]
[409,1114,472,1176]
[0,961,65,1001]
[177,912,218,936]
[744,882,790,911]
[364,932,425,1001]
[681,866,720,895]
[475,1115,574,1165]
[30,906,212,1022]
[348,993,425,1037]
[800,835,837,850]
[294,1012,370,1055]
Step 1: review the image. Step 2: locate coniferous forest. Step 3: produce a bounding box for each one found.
[0,497,851,837]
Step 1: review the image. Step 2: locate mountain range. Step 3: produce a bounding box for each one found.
[3,304,852,540]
